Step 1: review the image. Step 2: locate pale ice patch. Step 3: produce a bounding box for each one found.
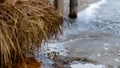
[43,42,67,56]
[70,63,106,68]
[104,43,110,46]
[97,54,101,56]
[114,58,120,62]
[104,52,116,56]
[78,0,107,19]
[104,48,109,51]
[115,44,119,46]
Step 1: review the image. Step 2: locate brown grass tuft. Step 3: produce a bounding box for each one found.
[13,57,42,68]
[0,0,63,68]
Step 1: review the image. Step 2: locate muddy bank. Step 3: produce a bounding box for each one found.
[52,56,98,68]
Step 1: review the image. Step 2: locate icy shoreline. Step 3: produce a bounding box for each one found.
[36,0,120,68]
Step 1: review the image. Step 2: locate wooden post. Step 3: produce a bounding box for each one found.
[53,0,64,16]
[69,0,78,18]
[0,0,4,3]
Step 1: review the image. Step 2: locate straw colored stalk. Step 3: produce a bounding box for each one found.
[0,0,63,68]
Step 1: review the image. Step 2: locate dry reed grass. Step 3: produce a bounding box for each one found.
[0,0,63,68]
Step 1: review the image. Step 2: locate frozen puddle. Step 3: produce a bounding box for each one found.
[70,62,105,68]
[43,42,68,56]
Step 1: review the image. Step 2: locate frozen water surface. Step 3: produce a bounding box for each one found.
[71,63,105,68]
[36,0,120,67]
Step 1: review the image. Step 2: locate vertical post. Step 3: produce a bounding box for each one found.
[69,0,78,18]
[0,0,4,3]
[53,0,64,16]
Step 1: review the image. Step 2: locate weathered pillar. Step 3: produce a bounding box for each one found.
[53,0,64,15]
[69,0,78,18]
